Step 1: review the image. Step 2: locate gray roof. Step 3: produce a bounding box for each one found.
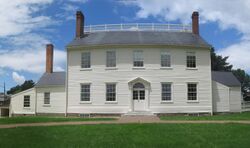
[212,71,241,87]
[36,72,66,87]
[67,31,211,48]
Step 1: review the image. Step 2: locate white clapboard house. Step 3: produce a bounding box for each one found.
[9,11,242,117]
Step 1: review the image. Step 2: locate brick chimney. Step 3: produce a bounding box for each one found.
[192,11,199,35]
[76,11,84,38]
[46,44,54,73]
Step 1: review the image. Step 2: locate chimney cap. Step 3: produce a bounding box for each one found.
[76,11,83,16]
[192,11,199,17]
[46,44,54,47]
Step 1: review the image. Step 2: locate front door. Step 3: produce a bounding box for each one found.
[133,83,146,111]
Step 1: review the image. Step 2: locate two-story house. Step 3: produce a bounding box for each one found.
[9,11,242,117]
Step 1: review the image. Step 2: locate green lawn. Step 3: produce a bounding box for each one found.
[0,124,250,148]
[0,116,115,124]
[160,112,250,120]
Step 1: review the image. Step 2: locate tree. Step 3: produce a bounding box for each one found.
[211,48,233,71]
[7,80,35,95]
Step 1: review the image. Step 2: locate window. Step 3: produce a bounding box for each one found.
[161,52,171,67]
[133,51,144,67]
[187,83,197,101]
[186,52,196,68]
[44,92,50,104]
[106,51,116,67]
[81,84,90,101]
[81,52,91,68]
[162,83,172,101]
[106,84,116,101]
[23,95,30,107]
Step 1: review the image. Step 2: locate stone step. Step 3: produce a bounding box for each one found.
[123,111,155,116]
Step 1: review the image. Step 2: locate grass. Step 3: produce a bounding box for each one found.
[0,124,250,148]
[160,112,250,121]
[0,116,115,124]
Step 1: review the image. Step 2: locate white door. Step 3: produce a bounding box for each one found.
[133,83,146,111]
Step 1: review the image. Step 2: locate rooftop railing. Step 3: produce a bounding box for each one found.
[84,23,192,33]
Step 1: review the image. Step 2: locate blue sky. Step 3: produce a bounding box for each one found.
[0,0,249,90]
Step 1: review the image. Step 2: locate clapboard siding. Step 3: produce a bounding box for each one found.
[212,81,230,112]
[229,87,241,112]
[67,46,212,114]
[36,86,66,114]
[10,88,36,115]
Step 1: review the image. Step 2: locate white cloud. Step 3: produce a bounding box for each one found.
[12,72,25,85]
[120,0,250,71]
[0,1,70,74]
[0,32,66,73]
[0,0,54,37]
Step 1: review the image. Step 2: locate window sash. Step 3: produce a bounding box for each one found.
[187,83,197,100]
[133,51,144,67]
[186,52,196,68]
[106,51,116,67]
[106,84,116,101]
[161,52,171,67]
[81,84,90,101]
[161,83,172,101]
[44,92,50,104]
[23,95,30,107]
[81,52,91,68]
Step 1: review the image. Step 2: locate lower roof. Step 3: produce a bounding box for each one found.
[212,71,241,87]
[35,72,66,87]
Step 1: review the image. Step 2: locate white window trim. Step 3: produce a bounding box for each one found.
[161,82,173,103]
[80,83,92,103]
[44,92,50,105]
[106,50,116,68]
[186,82,199,103]
[105,67,118,70]
[133,50,144,67]
[160,51,172,68]
[81,52,91,69]
[186,51,197,69]
[105,82,117,103]
[23,95,30,108]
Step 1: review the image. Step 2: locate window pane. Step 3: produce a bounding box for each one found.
[106,84,116,101]
[24,95,30,107]
[106,51,116,67]
[44,92,50,104]
[133,51,144,67]
[187,83,197,100]
[139,90,145,100]
[186,52,196,68]
[162,83,171,101]
[81,84,90,101]
[81,52,91,68]
[161,52,171,67]
[133,91,138,100]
